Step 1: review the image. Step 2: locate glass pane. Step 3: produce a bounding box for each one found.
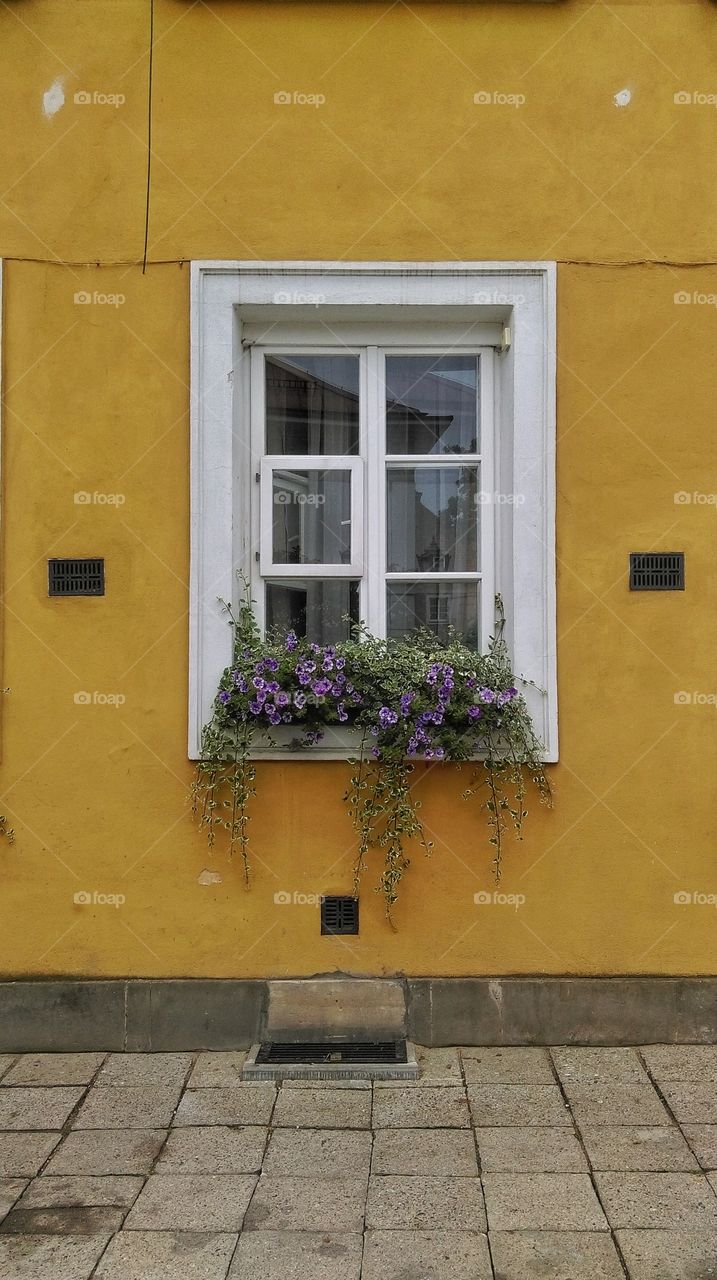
[266,580,360,645]
[386,582,479,647]
[386,355,479,455]
[266,355,359,455]
[272,470,352,565]
[387,467,478,573]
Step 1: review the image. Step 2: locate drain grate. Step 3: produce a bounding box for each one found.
[321,895,359,935]
[48,557,105,597]
[256,1040,407,1065]
[629,552,684,591]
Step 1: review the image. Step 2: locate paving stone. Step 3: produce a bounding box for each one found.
[17,1176,142,1209]
[124,1174,257,1232]
[186,1053,247,1088]
[263,1128,372,1178]
[371,1129,479,1176]
[551,1047,648,1083]
[581,1125,698,1171]
[0,1058,16,1082]
[0,1132,60,1176]
[43,1128,167,1176]
[272,1087,371,1129]
[491,1230,625,1279]
[1,1055,106,1087]
[0,1207,125,1234]
[156,1126,266,1173]
[682,1125,717,1170]
[0,1179,27,1222]
[174,1086,275,1127]
[378,1046,462,1088]
[95,1054,192,1089]
[228,1229,363,1279]
[373,1086,470,1129]
[72,1086,181,1130]
[244,1173,367,1232]
[596,1172,717,1229]
[477,1126,588,1172]
[563,1082,670,1127]
[660,1082,717,1124]
[468,1084,570,1127]
[94,1230,238,1280]
[362,1230,493,1279]
[0,1233,110,1278]
[641,1045,717,1082]
[460,1048,554,1084]
[616,1229,717,1279]
[483,1173,608,1231]
[0,1089,84,1131]
[365,1175,486,1230]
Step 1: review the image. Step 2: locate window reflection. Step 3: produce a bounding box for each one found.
[386,356,479,455]
[265,580,360,645]
[266,355,359,455]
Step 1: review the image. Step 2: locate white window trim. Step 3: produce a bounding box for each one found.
[189,261,557,762]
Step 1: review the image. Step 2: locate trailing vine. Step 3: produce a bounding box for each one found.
[193,589,551,921]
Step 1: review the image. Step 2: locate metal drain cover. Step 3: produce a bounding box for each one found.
[243,1039,418,1081]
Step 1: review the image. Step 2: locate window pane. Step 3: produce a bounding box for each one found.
[272,469,352,565]
[387,467,478,573]
[266,355,359,455]
[266,580,359,645]
[386,356,479,455]
[386,582,479,647]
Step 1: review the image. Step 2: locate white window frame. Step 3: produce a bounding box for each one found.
[189,261,557,762]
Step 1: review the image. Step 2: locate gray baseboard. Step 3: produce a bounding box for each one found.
[0,976,715,1051]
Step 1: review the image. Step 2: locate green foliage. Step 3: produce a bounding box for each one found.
[192,591,551,922]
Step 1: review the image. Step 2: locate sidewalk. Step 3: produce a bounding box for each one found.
[0,1045,714,1278]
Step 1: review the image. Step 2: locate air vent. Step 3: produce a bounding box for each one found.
[256,1040,406,1065]
[48,558,105,597]
[321,895,359,935]
[629,552,684,591]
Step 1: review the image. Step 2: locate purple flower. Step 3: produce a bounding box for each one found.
[275,691,290,707]
[232,671,248,692]
[322,656,334,672]
[467,705,482,720]
[400,692,415,717]
[252,676,266,691]
[378,707,398,728]
[248,699,264,715]
[293,692,307,709]
[478,687,496,704]
[337,703,348,722]
[311,677,332,697]
[285,631,298,651]
[264,658,279,672]
[218,690,231,705]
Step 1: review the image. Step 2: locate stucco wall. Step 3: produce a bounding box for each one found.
[0,0,715,978]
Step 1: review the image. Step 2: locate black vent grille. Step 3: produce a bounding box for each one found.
[256,1040,406,1065]
[321,895,359,935]
[49,558,105,597]
[629,553,684,591]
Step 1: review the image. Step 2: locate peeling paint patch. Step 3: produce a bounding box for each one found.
[614,88,632,108]
[198,869,222,886]
[43,78,65,118]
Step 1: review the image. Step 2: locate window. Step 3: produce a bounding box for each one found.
[190,262,557,760]
[248,344,493,651]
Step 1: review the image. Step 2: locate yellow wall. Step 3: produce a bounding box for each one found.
[1,0,716,978]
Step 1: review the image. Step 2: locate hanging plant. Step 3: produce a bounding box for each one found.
[192,590,551,922]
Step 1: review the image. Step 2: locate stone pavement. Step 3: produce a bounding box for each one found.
[0,1046,715,1278]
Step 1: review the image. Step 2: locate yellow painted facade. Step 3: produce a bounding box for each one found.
[0,0,715,979]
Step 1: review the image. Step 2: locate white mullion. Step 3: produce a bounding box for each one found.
[479,349,496,651]
[365,345,384,635]
[249,347,266,634]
